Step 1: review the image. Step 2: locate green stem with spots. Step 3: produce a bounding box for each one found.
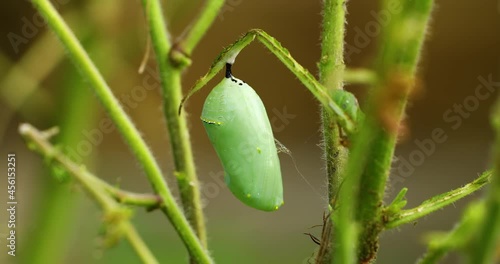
[353,1,434,261]
[316,0,348,263]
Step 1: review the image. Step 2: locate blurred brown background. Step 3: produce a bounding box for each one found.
[0,0,499,263]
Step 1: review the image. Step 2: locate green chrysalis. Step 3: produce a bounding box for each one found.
[201,63,284,211]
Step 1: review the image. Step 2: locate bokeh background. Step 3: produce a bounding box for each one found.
[1,0,499,263]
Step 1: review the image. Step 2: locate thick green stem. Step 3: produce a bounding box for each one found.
[354,1,434,261]
[317,0,348,263]
[142,0,207,248]
[19,124,158,264]
[471,96,500,263]
[320,0,347,196]
[31,1,212,262]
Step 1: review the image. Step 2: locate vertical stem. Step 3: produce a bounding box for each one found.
[142,0,207,247]
[166,66,207,247]
[318,0,347,263]
[471,97,500,263]
[356,0,433,262]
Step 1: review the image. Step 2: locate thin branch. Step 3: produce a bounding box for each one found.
[385,170,491,228]
[99,180,162,208]
[19,124,158,264]
[141,0,208,249]
[180,0,225,56]
[31,1,212,262]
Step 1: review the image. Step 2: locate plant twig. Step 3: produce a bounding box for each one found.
[31,1,212,262]
[179,0,225,56]
[316,0,348,263]
[99,180,162,208]
[385,170,491,228]
[19,123,158,264]
[141,0,208,248]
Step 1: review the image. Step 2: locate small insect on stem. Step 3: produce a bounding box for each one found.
[201,62,284,211]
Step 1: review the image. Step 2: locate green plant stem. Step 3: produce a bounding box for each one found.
[31,1,212,262]
[180,0,225,56]
[354,1,434,262]
[99,180,162,208]
[141,0,208,248]
[471,98,500,263]
[417,201,486,264]
[19,124,158,264]
[320,0,347,196]
[316,0,348,263]
[385,170,492,228]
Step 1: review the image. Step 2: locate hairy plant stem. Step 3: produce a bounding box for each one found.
[31,1,212,262]
[354,1,434,262]
[141,0,211,249]
[19,124,158,264]
[385,170,491,228]
[317,0,348,263]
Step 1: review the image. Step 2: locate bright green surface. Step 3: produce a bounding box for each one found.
[202,76,283,211]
